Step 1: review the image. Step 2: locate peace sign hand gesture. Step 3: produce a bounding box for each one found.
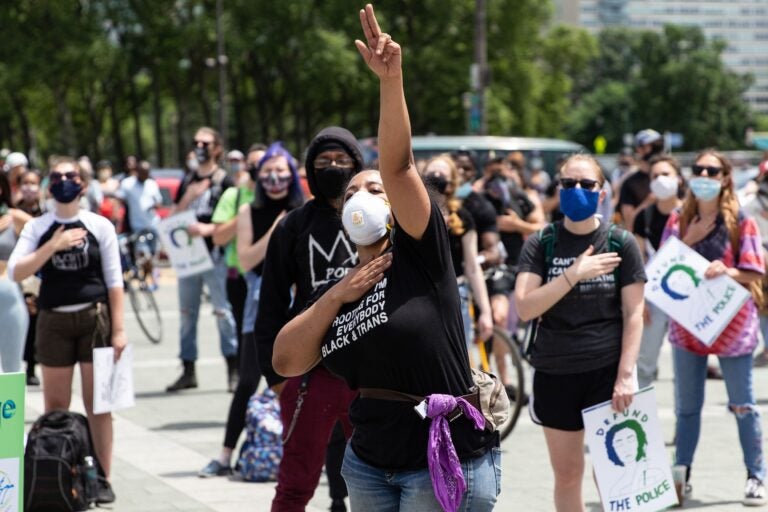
[355,4,402,80]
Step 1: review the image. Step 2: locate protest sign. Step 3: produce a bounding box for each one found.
[0,373,25,512]
[583,387,678,512]
[93,345,135,414]
[157,210,213,278]
[644,236,750,346]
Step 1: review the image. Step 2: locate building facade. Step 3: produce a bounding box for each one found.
[554,0,768,113]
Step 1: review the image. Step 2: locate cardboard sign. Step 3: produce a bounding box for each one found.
[0,373,25,512]
[93,345,135,414]
[582,388,678,512]
[644,236,750,346]
[157,211,213,278]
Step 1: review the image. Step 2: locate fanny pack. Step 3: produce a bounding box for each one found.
[359,368,509,431]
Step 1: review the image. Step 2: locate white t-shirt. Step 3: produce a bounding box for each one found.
[117,176,162,232]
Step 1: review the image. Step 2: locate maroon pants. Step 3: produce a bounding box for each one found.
[271,366,356,512]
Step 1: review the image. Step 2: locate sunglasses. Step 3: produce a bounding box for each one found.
[49,171,79,183]
[560,177,599,190]
[691,164,723,177]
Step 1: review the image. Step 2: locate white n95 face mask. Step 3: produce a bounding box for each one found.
[650,175,679,200]
[342,190,391,246]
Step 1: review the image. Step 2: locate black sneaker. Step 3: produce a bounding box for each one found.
[744,476,767,506]
[26,374,40,386]
[97,477,116,504]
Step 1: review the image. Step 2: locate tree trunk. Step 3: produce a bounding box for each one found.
[52,85,76,155]
[9,94,32,158]
[127,74,144,158]
[107,89,125,172]
[151,69,165,167]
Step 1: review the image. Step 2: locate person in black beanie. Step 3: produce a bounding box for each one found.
[254,127,363,512]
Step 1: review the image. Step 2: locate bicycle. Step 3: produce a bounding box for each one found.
[119,230,163,344]
[466,300,526,442]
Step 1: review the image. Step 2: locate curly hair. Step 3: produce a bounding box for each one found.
[425,154,465,236]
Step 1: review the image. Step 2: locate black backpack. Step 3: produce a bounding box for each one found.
[24,411,105,512]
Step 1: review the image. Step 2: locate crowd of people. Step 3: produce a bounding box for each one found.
[5,4,768,511]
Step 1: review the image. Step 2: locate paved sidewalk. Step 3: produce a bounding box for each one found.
[21,276,768,510]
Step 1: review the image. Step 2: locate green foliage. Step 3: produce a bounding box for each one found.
[0,0,756,168]
[566,24,753,151]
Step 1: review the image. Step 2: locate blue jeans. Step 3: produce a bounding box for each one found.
[673,346,765,480]
[458,282,474,346]
[177,252,238,361]
[0,278,27,373]
[637,302,668,389]
[760,315,768,351]
[341,443,501,511]
[241,272,262,336]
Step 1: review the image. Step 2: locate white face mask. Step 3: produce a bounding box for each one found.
[342,190,391,246]
[650,175,678,200]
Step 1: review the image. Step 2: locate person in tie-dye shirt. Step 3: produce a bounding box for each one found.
[660,149,767,506]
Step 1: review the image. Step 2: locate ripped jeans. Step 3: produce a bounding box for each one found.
[673,346,765,480]
[177,251,238,361]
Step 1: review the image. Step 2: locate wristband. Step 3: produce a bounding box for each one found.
[563,271,575,288]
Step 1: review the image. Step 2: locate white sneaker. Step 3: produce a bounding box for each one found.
[744,477,767,507]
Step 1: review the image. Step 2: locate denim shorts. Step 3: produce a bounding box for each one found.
[341,443,501,511]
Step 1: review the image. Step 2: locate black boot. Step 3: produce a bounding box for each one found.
[226,356,239,393]
[166,361,197,392]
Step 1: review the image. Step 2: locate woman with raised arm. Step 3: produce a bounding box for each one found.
[273,4,500,511]
[514,154,646,512]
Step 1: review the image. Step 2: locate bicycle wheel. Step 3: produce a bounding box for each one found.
[485,326,525,441]
[127,278,163,344]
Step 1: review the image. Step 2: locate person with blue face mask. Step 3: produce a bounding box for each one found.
[660,150,767,506]
[514,154,647,511]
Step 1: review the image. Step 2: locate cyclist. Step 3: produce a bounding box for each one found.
[115,160,162,287]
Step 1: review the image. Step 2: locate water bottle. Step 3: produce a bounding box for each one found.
[83,456,98,506]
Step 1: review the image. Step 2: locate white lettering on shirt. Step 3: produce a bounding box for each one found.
[323,278,389,358]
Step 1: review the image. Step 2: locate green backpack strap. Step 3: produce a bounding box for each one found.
[526,223,557,357]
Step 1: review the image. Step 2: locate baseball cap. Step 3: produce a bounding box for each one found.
[635,129,662,147]
[5,152,28,170]
[227,150,245,161]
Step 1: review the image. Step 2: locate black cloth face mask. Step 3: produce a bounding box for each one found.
[424,174,449,195]
[315,166,355,200]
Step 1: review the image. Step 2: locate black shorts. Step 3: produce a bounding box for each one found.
[485,265,516,297]
[529,364,617,431]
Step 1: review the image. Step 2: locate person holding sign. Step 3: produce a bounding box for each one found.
[273,5,500,510]
[7,156,124,504]
[660,150,767,506]
[631,155,683,388]
[514,153,647,511]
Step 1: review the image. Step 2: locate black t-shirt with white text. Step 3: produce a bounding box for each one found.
[516,221,646,374]
[318,201,496,470]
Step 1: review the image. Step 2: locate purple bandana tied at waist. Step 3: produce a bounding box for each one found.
[426,394,486,512]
